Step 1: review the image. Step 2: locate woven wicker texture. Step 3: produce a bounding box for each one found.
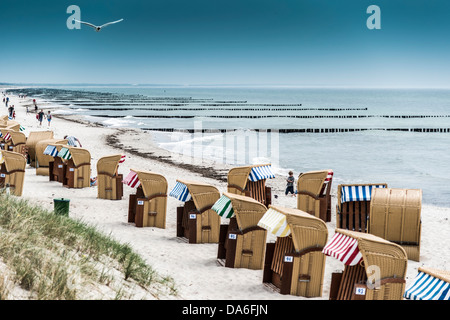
[369,188,422,261]
[25,131,54,167]
[1,150,26,196]
[96,154,122,200]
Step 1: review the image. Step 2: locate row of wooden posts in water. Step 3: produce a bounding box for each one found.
[0,123,446,301]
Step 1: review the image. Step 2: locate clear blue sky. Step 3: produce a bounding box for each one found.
[1,0,450,87]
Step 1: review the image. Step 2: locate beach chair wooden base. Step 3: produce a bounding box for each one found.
[97,174,123,200]
[49,159,65,183]
[176,201,220,244]
[63,159,90,188]
[337,200,371,233]
[128,187,167,228]
[216,218,267,270]
[329,264,367,300]
[263,237,325,297]
[298,193,331,222]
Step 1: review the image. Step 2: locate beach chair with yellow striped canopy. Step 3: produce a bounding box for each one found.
[170,179,221,243]
[297,169,333,222]
[227,164,275,206]
[35,138,68,176]
[96,154,125,200]
[324,229,408,300]
[61,146,91,188]
[124,169,168,228]
[368,188,422,262]
[259,205,328,297]
[213,192,268,270]
[0,150,26,196]
[25,131,54,167]
[404,267,450,300]
[337,183,387,232]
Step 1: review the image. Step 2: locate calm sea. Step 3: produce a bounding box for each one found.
[7,85,450,207]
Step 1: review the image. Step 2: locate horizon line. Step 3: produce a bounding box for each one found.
[2,82,450,90]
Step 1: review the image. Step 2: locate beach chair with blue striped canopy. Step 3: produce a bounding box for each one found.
[36,139,68,177]
[125,169,168,228]
[213,192,268,270]
[170,179,221,243]
[96,154,125,200]
[297,169,333,222]
[62,146,91,188]
[259,205,328,297]
[324,228,408,300]
[227,164,275,206]
[404,267,450,300]
[337,183,387,232]
[0,150,26,196]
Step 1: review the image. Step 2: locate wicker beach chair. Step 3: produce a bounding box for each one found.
[404,267,450,300]
[0,150,26,196]
[25,131,54,167]
[35,138,68,176]
[2,130,27,155]
[324,228,408,300]
[368,188,422,262]
[213,192,268,270]
[124,169,168,228]
[259,205,328,297]
[170,179,221,243]
[227,164,275,206]
[96,154,125,200]
[297,169,333,222]
[336,183,387,232]
[60,146,91,188]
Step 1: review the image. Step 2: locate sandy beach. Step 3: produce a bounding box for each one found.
[2,90,450,301]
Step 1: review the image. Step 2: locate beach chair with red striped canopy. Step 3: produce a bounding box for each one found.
[324,229,407,300]
[124,169,168,228]
[297,169,333,222]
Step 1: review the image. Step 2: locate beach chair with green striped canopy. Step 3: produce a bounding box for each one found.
[213,192,268,270]
[170,179,221,243]
[259,205,328,297]
[61,146,91,188]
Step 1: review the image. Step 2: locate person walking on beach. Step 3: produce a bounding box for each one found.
[285,171,296,196]
[64,135,82,147]
[37,109,45,126]
[47,111,52,127]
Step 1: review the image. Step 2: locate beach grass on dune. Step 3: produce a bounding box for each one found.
[0,192,177,300]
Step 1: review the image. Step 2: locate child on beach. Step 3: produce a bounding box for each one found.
[47,111,52,126]
[285,171,296,196]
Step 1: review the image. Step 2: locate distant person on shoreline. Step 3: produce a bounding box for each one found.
[64,135,82,147]
[285,171,296,197]
[47,111,52,127]
[37,109,45,126]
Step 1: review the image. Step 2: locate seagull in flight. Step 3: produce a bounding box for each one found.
[73,18,124,32]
